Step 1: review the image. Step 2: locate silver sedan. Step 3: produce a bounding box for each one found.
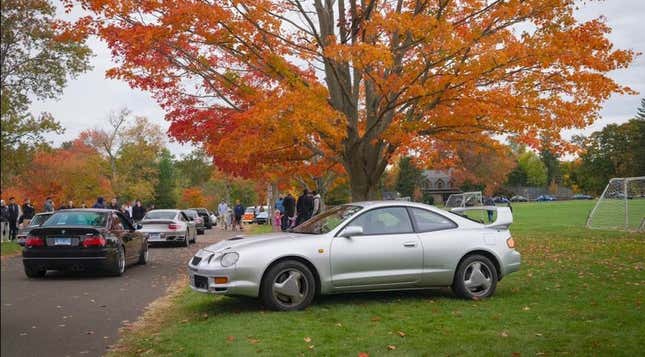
[188,201,521,310]
[139,209,197,247]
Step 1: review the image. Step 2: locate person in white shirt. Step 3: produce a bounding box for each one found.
[217,201,229,230]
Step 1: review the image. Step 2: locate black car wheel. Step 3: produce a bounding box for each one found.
[108,245,126,276]
[138,244,149,265]
[24,264,46,278]
[452,254,498,300]
[261,260,316,311]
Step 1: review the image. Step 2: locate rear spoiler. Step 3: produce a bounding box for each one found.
[450,206,513,229]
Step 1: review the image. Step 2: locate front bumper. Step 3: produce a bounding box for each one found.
[187,257,259,297]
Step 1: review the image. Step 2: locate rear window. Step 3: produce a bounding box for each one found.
[42,212,108,227]
[144,211,177,220]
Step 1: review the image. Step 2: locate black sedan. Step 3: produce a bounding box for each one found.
[22,209,148,278]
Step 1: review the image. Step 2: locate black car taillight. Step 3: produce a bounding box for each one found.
[25,236,44,248]
[82,236,106,248]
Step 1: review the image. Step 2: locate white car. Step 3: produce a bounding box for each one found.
[139,209,197,246]
[188,201,521,310]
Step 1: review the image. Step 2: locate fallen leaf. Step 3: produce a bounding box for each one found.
[387,345,396,351]
[86,330,94,335]
[371,316,381,322]
[226,336,236,342]
[500,331,508,337]
[304,337,312,343]
[535,333,543,337]
[20,333,27,336]
[523,306,530,311]
[308,345,315,350]
[397,331,406,337]
[248,338,260,345]
[512,353,521,357]
[335,323,343,327]
[358,353,369,357]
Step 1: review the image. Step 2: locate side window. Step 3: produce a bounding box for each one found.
[116,213,133,231]
[112,215,124,230]
[410,208,457,232]
[348,207,414,235]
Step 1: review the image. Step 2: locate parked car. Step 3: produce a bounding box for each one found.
[242,207,256,224]
[183,209,205,235]
[22,209,148,278]
[535,195,557,201]
[209,211,217,226]
[188,201,521,311]
[16,212,54,246]
[493,196,510,204]
[139,209,196,246]
[254,205,269,224]
[571,194,593,200]
[510,195,528,202]
[189,207,214,229]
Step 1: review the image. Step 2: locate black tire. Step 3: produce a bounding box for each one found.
[138,244,149,265]
[197,229,205,235]
[452,254,498,300]
[24,264,46,278]
[260,260,316,311]
[108,245,126,276]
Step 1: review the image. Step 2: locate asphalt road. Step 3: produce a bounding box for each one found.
[1,228,236,357]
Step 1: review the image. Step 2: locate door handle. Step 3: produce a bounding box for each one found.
[403,241,417,247]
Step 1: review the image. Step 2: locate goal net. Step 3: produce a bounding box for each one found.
[445,191,483,209]
[586,177,645,232]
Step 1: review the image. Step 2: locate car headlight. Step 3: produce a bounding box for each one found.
[220,252,239,267]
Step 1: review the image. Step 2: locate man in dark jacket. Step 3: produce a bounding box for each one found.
[233,200,245,231]
[132,200,146,222]
[20,199,35,224]
[92,196,106,209]
[282,193,296,231]
[7,197,20,240]
[107,197,119,210]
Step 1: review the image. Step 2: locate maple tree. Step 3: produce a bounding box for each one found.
[73,0,634,200]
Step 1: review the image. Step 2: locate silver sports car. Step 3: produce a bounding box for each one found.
[139,209,197,246]
[188,201,520,310]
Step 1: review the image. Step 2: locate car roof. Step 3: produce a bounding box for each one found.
[147,209,180,213]
[50,209,116,213]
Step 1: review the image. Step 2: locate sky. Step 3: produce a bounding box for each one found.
[31,0,645,157]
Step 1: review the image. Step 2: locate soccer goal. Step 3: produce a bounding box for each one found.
[586,177,645,232]
[445,191,483,209]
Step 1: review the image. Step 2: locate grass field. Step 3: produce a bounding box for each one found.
[112,201,644,356]
[1,241,21,257]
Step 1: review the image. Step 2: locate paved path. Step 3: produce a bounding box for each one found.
[1,228,236,357]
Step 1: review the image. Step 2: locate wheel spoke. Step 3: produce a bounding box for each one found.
[464,261,490,292]
[273,270,305,305]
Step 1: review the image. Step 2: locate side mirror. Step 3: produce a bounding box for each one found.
[135,223,143,230]
[339,226,363,238]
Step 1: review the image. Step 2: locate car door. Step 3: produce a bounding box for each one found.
[330,206,422,290]
[408,207,468,286]
[114,213,139,263]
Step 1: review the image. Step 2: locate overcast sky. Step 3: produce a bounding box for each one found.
[31,0,645,157]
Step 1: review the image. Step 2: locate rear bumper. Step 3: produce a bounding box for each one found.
[144,231,187,243]
[500,249,521,277]
[22,248,118,270]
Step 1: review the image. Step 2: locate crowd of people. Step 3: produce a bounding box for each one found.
[0,196,152,241]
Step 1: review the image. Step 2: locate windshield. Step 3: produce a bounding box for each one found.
[42,211,108,227]
[292,205,362,234]
[29,214,53,226]
[144,211,177,220]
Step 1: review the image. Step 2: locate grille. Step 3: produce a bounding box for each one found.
[191,256,202,265]
[194,275,208,289]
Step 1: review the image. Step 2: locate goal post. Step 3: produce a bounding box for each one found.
[586,176,645,232]
[445,191,483,209]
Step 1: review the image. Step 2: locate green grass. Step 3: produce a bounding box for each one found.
[245,223,274,235]
[114,201,644,356]
[1,241,22,256]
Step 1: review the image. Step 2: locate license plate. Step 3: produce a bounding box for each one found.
[54,238,72,246]
[149,233,161,240]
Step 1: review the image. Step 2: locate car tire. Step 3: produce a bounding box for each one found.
[261,260,316,311]
[24,264,46,278]
[197,229,204,235]
[108,245,126,276]
[452,254,498,300]
[138,244,149,265]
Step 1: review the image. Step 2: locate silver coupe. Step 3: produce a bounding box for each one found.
[188,201,520,310]
[139,209,197,246]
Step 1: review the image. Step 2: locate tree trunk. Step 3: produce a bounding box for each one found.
[344,141,388,202]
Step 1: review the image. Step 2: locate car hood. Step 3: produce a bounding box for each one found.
[201,232,309,253]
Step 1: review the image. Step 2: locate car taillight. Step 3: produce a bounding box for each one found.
[168,223,178,230]
[506,237,516,248]
[82,236,106,248]
[25,236,44,248]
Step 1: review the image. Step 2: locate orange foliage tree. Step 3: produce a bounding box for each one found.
[179,187,208,208]
[73,0,635,200]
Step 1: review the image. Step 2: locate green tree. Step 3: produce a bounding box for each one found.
[1,0,91,186]
[175,150,213,187]
[573,118,645,194]
[154,149,177,208]
[508,151,548,187]
[395,157,422,198]
[636,98,645,120]
[540,148,561,185]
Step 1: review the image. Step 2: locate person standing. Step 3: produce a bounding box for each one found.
[312,191,322,216]
[218,200,229,230]
[92,196,106,209]
[302,190,314,222]
[108,197,119,210]
[282,193,296,231]
[484,196,495,222]
[0,200,9,241]
[233,200,245,231]
[120,204,132,222]
[295,189,307,226]
[59,200,74,210]
[272,209,282,232]
[132,200,146,222]
[43,197,55,212]
[20,199,35,225]
[7,197,21,241]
